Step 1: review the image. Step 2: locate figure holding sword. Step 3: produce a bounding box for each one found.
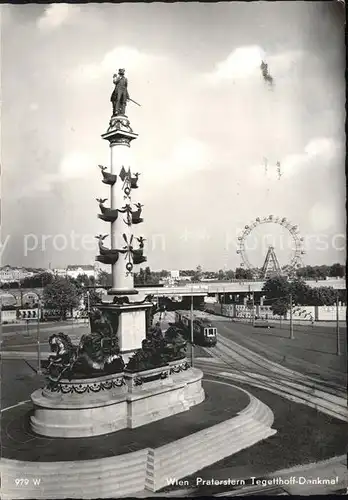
[110,68,141,116]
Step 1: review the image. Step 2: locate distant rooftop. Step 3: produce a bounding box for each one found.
[66,265,95,271]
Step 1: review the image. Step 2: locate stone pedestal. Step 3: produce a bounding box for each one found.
[31,373,127,438]
[99,301,153,363]
[30,365,204,438]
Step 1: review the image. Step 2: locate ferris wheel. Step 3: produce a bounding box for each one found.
[236,215,305,277]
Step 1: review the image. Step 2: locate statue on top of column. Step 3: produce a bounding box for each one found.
[110,69,141,118]
[111,68,129,116]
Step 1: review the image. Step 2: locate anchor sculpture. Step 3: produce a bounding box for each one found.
[119,203,132,226]
[121,233,135,274]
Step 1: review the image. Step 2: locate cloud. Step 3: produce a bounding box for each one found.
[71,46,163,82]
[247,136,341,187]
[139,137,213,189]
[0,5,13,27]
[37,4,80,31]
[201,45,303,85]
[303,137,338,157]
[12,151,98,199]
[208,45,265,83]
[281,137,339,177]
[308,202,341,232]
[171,138,212,173]
[59,151,95,180]
[13,173,59,199]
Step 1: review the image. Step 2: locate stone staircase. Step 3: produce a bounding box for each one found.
[145,393,276,492]
[1,390,276,499]
[1,449,149,499]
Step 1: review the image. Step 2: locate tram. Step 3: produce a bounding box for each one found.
[174,310,217,347]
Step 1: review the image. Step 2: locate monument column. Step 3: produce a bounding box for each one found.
[102,115,138,295]
[96,69,152,361]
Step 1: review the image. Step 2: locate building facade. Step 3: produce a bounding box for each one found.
[0,266,35,283]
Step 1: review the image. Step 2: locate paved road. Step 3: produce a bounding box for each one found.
[188,313,347,422]
[154,311,347,422]
[1,323,88,351]
[2,320,88,333]
[203,313,346,383]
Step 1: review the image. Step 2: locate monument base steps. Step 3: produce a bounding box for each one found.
[1,389,277,499]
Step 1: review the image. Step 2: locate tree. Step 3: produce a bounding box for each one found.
[1,281,20,290]
[68,274,88,288]
[134,268,145,285]
[262,276,291,302]
[329,263,345,278]
[67,275,98,306]
[159,269,169,278]
[289,278,311,305]
[263,276,338,315]
[263,276,313,306]
[191,265,203,282]
[271,299,289,316]
[296,265,330,280]
[307,286,337,306]
[43,277,79,320]
[96,270,112,287]
[144,266,151,283]
[145,266,160,285]
[84,289,102,308]
[225,269,235,280]
[235,267,253,280]
[262,276,292,316]
[134,267,160,285]
[217,269,225,281]
[20,272,54,289]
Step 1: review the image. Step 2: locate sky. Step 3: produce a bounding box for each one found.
[0,2,346,272]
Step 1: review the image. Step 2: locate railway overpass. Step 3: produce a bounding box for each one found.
[136,278,346,298]
[0,279,345,304]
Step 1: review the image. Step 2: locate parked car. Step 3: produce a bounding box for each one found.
[253,319,274,329]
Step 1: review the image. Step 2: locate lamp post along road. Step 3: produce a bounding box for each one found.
[289,293,294,339]
[336,292,340,356]
[0,295,2,342]
[36,304,42,375]
[252,291,255,327]
[87,290,90,314]
[190,295,194,367]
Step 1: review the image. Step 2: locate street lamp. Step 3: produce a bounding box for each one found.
[36,300,42,375]
[252,290,255,327]
[248,285,255,326]
[289,293,294,340]
[87,290,90,315]
[336,292,340,356]
[0,295,2,342]
[190,295,194,367]
[18,279,23,308]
